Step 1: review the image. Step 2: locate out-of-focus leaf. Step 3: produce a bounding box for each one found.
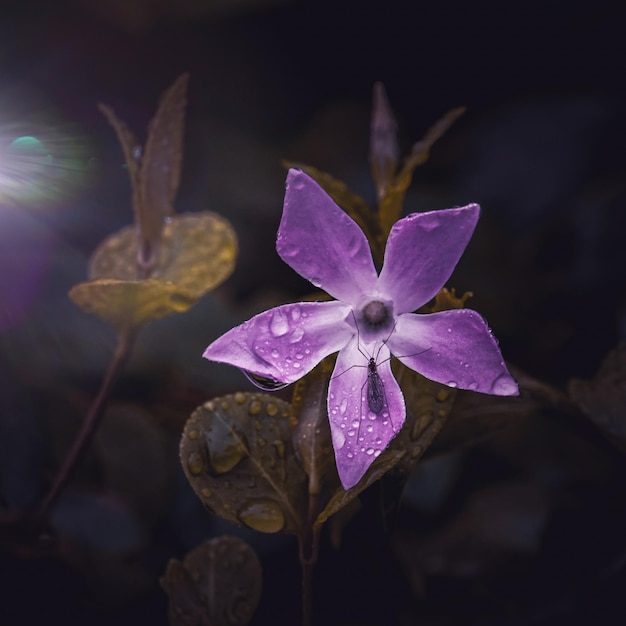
[314,449,405,530]
[100,74,189,271]
[89,212,237,296]
[98,103,141,217]
[69,278,195,329]
[181,393,307,534]
[69,212,237,328]
[370,82,399,203]
[569,343,626,453]
[291,357,338,495]
[283,161,385,264]
[389,365,455,474]
[161,535,262,626]
[378,106,465,237]
[141,73,188,220]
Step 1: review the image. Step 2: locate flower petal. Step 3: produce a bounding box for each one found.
[328,338,406,489]
[387,310,519,396]
[378,205,480,313]
[277,169,378,305]
[204,300,353,385]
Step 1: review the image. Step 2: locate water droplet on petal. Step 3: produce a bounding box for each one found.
[269,310,289,337]
[366,448,375,455]
[491,373,518,395]
[289,327,304,343]
[331,425,346,449]
[238,500,285,533]
[447,381,458,388]
[290,307,301,321]
[271,349,279,358]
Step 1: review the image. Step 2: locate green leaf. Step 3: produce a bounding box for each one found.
[388,363,455,474]
[427,388,532,457]
[161,535,262,626]
[290,357,339,495]
[569,343,626,453]
[378,106,465,237]
[99,74,189,271]
[69,212,237,329]
[180,393,308,534]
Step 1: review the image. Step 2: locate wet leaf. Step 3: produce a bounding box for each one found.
[283,161,385,264]
[378,106,465,237]
[427,387,534,458]
[100,74,189,271]
[389,365,455,474]
[291,357,338,495]
[181,393,307,534]
[69,212,237,328]
[370,82,399,203]
[569,343,626,453]
[161,535,262,626]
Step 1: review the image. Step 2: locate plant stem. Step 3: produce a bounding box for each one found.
[35,326,137,522]
[299,491,321,626]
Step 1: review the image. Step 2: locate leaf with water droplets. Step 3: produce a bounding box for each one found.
[283,161,385,264]
[161,535,262,626]
[291,357,338,495]
[69,212,236,329]
[378,106,465,237]
[181,393,307,534]
[427,387,534,458]
[387,364,455,474]
[569,343,626,453]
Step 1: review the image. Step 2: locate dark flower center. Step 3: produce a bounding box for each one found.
[362,300,389,326]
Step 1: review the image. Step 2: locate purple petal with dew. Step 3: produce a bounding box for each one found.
[378,205,480,314]
[277,169,378,305]
[387,309,519,396]
[203,300,353,386]
[328,338,406,489]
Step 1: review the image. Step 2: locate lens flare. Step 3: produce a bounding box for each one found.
[0,125,90,208]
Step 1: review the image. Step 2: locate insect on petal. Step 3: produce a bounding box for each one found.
[328,338,406,489]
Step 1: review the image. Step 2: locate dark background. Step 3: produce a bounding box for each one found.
[1,0,626,624]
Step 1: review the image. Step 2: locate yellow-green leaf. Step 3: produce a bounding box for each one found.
[89,211,237,297]
[69,278,197,329]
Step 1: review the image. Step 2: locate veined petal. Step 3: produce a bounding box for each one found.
[204,300,353,385]
[277,169,378,305]
[328,338,406,489]
[387,310,519,396]
[378,205,480,313]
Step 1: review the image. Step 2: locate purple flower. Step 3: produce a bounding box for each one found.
[204,169,518,489]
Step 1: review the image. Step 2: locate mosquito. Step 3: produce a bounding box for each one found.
[333,311,431,440]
